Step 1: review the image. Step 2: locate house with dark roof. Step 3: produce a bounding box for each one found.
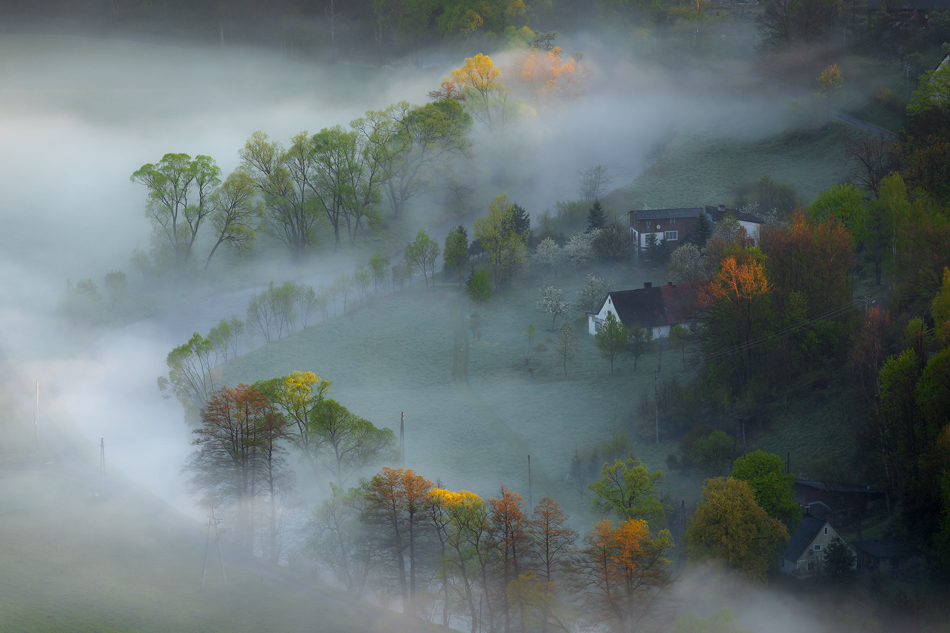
[587,281,703,337]
[780,513,855,578]
[851,540,920,573]
[627,205,764,252]
[793,479,887,521]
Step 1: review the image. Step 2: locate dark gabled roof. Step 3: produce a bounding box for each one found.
[602,282,703,329]
[867,0,950,9]
[704,206,765,225]
[852,540,920,560]
[794,480,885,495]
[784,516,826,561]
[628,208,703,221]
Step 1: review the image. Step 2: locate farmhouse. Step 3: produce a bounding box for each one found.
[627,205,764,252]
[780,512,855,578]
[851,540,920,573]
[587,281,702,337]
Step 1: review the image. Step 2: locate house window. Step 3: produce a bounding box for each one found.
[814,544,822,551]
[824,527,828,535]
[670,218,676,225]
[664,231,678,241]
[807,562,815,572]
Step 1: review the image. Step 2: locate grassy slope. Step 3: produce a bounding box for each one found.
[0,382,431,633]
[606,122,854,212]
[222,270,707,519]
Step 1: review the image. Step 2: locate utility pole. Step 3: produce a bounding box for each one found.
[527,455,533,509]
[34,381,39,451]
[654,368,659,445]
[399,412,405,465]
[212,506,227,586]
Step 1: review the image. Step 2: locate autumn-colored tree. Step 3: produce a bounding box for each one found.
[815,64,843,99]
[187,384,286,557]
[578,518,674,631]
[448,53,518,130]
[489,486,531,633]
[588,458,665,525]
[363,467,434,617]
[685,478,788,582]
[254,371,330,477]
[851,306,891,404]
[428,488,492,633]
[514,46,585,101]
[698,246,771,387]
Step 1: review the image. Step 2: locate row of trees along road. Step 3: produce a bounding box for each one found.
[132,99,471,268]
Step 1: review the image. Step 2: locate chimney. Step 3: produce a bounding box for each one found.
[718,204,726,213]
[804,505,811,516]
[643,282,652,289]
[667,281,674,286]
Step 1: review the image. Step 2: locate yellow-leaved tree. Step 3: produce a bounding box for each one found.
[447,53,519,130]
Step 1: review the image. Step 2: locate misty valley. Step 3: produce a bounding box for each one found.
[1,2,950,632]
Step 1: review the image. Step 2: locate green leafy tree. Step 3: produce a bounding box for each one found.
[588,458,665,525]
[627,323,654,372]
[158,332,216,423]
[240,131,322,259]
[730,450,801,527]
[689,430,734,476]
[555,322,578,377]
[900,63,950,203]
[474,194,528,285]
[670,324,691,369]
[310,399,398,485]
[595,313,627,376]
[466,268,492,306]
[685,478,789,582]
[443,225,470,283]
[205,168,259,271]
[353,265,372,305]
[806,184,866,240]
[103,270,126,309]
[404,229,441,289]
[369,254,390,296]
[933,267,950,348]
[822,536,856,577]
[131,152,221,274]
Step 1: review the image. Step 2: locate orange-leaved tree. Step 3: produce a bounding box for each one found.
[447,53,518,130]
[363,467,434,617]
[489,486,531,633]
[699,246,771,390]
[578,518,674,631]
[515,46,585,100]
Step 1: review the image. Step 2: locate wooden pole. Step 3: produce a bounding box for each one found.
[654,369,659,445]
[34,381,39,451]
[528,455,532,509]
[400,412,405,465]
[211,506,227,585]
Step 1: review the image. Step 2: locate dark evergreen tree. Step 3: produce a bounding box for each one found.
[587,199,607,233]
[510,203,531,240]
[691,210,712,248]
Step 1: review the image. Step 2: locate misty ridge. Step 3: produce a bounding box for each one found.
[2,1,950,632]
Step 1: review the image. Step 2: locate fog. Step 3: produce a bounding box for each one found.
[0,25,825,628]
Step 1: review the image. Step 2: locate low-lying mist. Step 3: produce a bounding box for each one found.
[1,25,806,575]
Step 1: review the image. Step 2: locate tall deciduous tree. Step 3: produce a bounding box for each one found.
[310,398,397,484]
[158,332,217,423]
[241,131,322,259]
[474,194,529,286]
[588,458,665,525]
[254,371,331,477]
[730,450,801,527]
[404,229,441,288]
[578,518,673,632]
[131,152,221,274]
[555,323,578,377]
[205,169,260,271]
[685,477,788,582]
[595,313,627,376]
[444,225,470,283]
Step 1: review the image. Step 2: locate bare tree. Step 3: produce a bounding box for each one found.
[847,132,896,196]
[578,165,613,201]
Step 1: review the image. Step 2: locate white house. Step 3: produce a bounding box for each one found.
[780,513,856,578]
[588,281,703,337]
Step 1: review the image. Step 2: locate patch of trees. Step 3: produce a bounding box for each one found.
[186,373,396,563]
[309,457,675,632]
